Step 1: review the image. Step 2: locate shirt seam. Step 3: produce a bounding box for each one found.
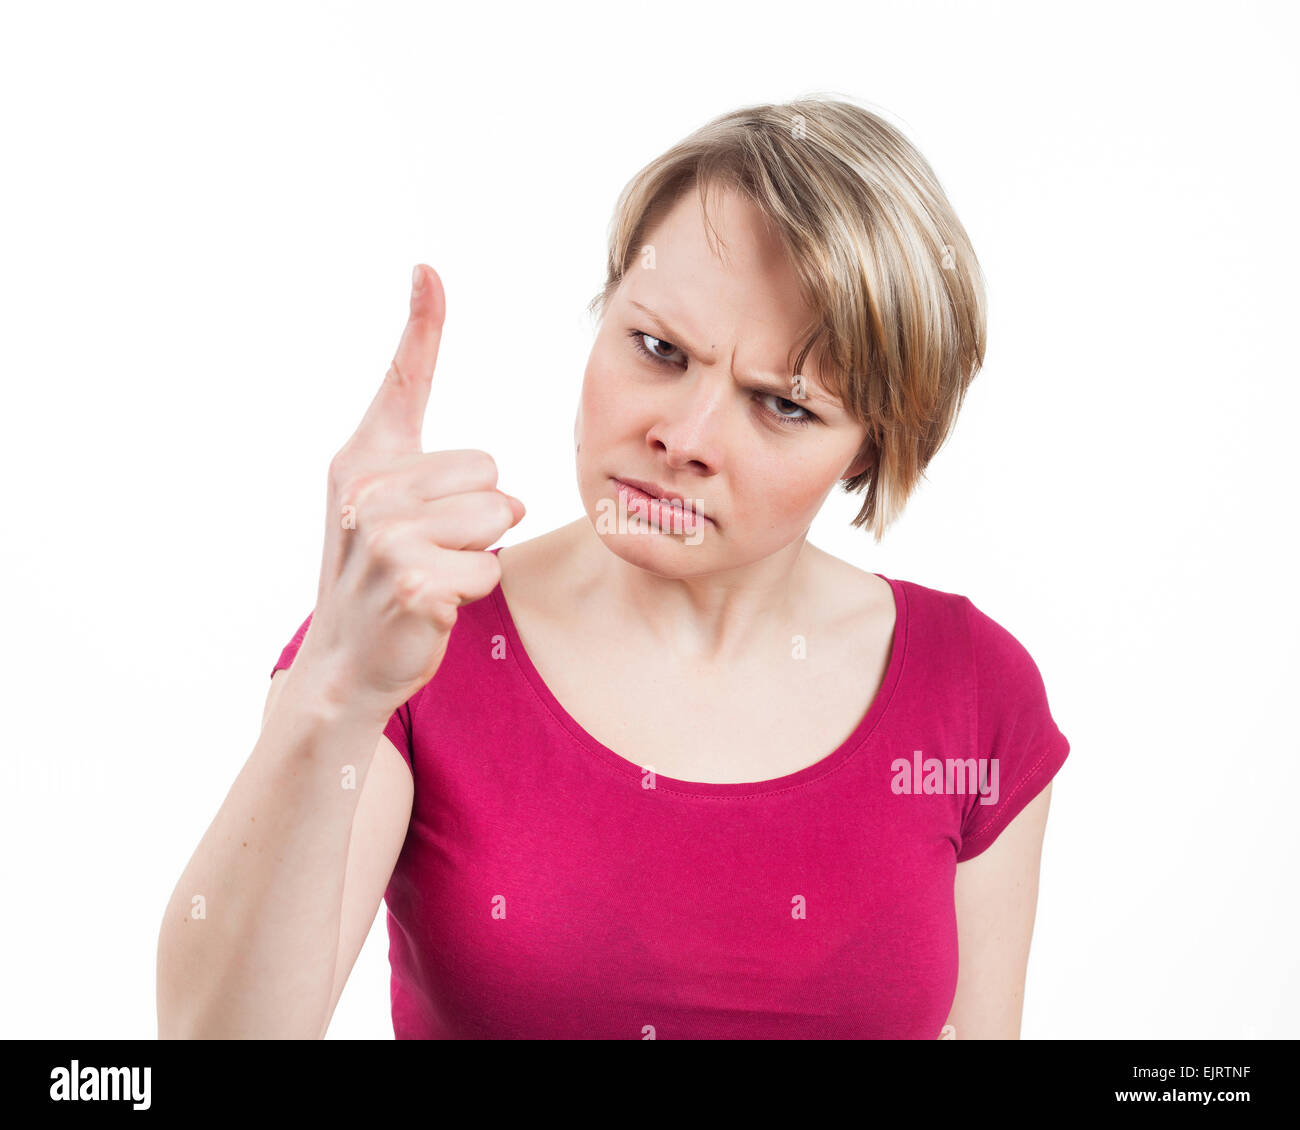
[959,743,1056,846]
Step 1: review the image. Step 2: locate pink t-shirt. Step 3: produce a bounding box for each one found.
[271,555,1070,1039]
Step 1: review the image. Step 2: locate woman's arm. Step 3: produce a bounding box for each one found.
[155,658,405,1039]
[943,782,1055,1038]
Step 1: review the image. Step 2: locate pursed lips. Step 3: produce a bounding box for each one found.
[612,477,713,525]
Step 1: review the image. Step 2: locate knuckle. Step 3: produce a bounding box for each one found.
[385,357,412,389]
[328,451,354,491]
[431,601,459,632]
[393,568,426,606]
[363,521,402,561]
[354,472,388,508]
[470,449,498,484]
[464,489,508,520]
[340,470,384,512]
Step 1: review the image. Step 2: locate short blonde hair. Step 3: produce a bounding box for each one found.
[588,95,987,542]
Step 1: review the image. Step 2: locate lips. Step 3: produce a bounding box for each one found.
[612,477,712,527]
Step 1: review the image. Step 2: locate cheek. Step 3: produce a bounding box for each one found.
[580,357,641,445]
[735,449,843,520]
[575,357,626,472]
[583,359,623,417]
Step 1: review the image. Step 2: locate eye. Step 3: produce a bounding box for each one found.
[625,327,819,429]
[628,330,686,366]
[756,392,817,428]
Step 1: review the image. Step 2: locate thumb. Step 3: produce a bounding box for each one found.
[352,264,446,451]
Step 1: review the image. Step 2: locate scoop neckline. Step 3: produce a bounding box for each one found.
[486,547,909,798]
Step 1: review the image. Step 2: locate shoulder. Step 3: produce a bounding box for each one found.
[494,520,589,624]
[879,574,1042,667]
[960,594,1054,691]
[856,575,1060,708]
[860,570,973,646]
[800,544,894,623]
[956,594,1067,760]
[496,519,578,576]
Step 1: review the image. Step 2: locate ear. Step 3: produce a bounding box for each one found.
[842,446,874,481]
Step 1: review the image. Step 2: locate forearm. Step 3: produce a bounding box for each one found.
[156,659,390,1039]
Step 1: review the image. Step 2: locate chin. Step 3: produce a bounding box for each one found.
[595,529,719,577]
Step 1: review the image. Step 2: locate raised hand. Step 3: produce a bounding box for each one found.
[296,264,524,716]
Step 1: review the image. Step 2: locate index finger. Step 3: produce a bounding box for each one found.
[352,263,446,452]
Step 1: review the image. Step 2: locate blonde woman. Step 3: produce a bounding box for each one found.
[157,97,1070,1040]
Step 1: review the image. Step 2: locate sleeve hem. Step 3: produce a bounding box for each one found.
[269,611,414,780]
[956,728,1069,863]
[382,705,415,781]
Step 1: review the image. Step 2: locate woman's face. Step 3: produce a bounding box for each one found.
[575,185,870,576]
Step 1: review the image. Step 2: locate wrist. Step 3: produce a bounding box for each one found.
[281,641,400,731]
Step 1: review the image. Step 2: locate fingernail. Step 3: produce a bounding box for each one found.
[411,264,423,293]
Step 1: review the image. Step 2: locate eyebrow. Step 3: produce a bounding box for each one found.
[627,300,838,407]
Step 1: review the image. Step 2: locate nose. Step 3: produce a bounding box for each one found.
[643,371,729,475]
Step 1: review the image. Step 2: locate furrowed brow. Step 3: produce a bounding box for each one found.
[627,300,838,407]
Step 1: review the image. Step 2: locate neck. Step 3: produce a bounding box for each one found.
[563,517,824,667]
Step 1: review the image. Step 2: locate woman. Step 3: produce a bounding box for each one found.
[157,97,1069,1040]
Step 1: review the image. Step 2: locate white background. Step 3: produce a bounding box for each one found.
[1,0,1296,1040]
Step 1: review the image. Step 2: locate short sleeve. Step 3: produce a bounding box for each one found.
[270,610,415,777]
[955,598,1070,862]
